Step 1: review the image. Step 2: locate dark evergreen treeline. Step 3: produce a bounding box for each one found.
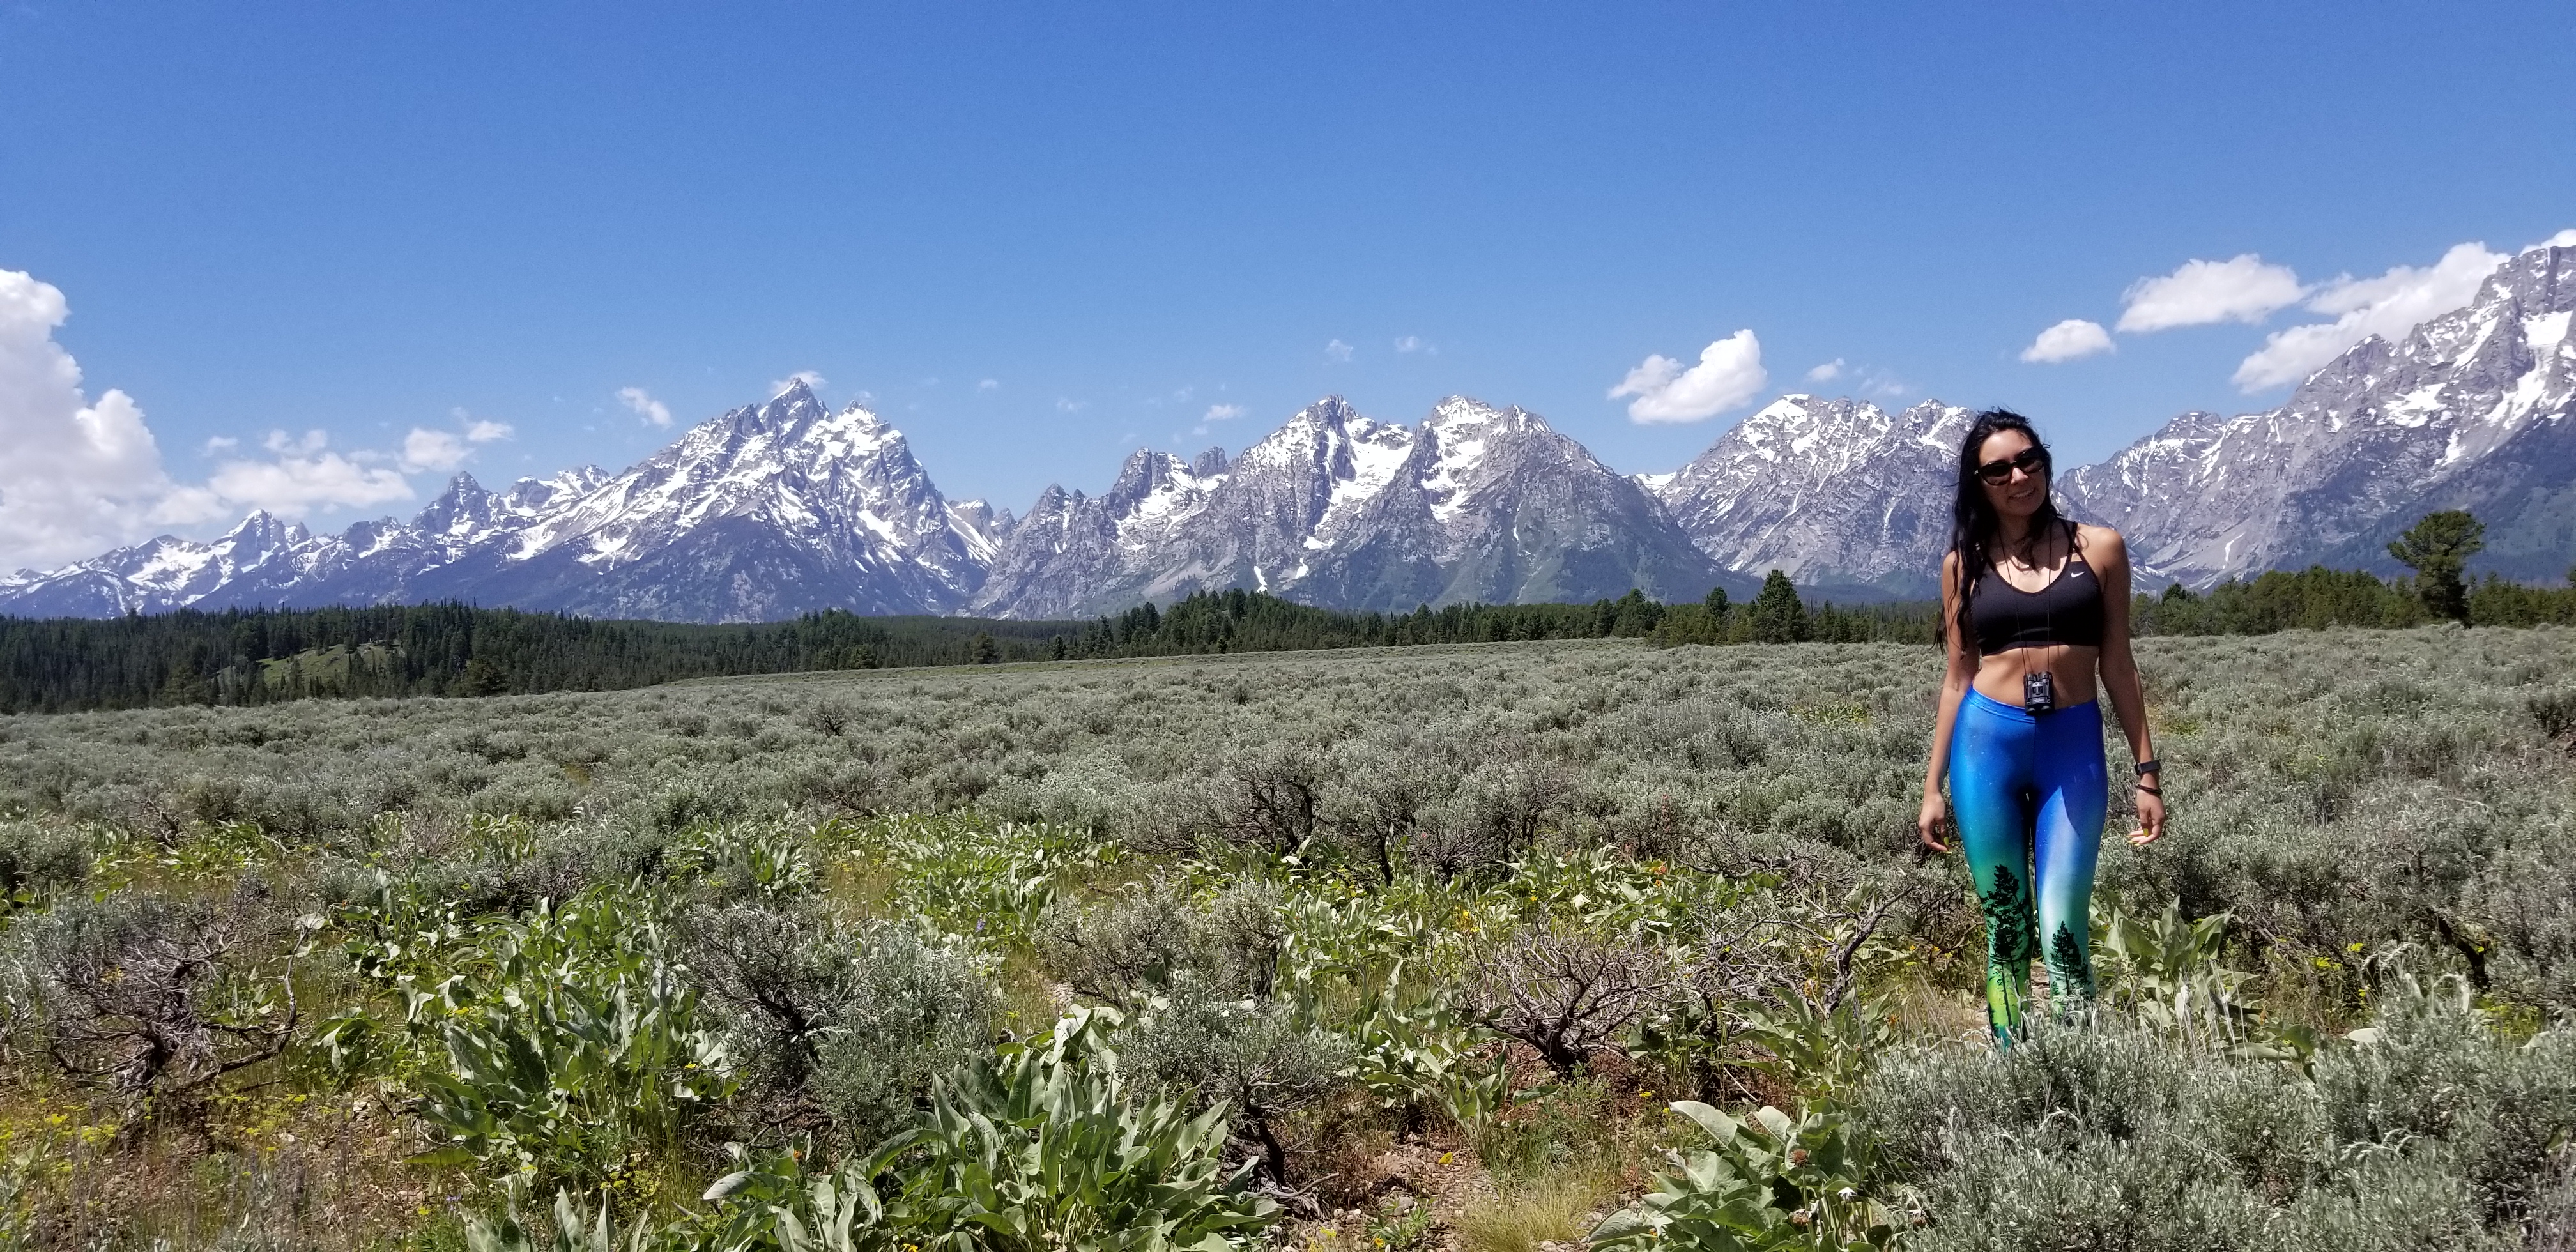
[2133,567,2576,634]
[0,590,1758,713]
[5,560,2572,714]
[1055,586,1682,659]
[1640,565,2576,651]
[1646,572,1943,648]
[0,605,1076,714]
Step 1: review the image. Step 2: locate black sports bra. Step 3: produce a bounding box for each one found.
[1969,527,2105,653]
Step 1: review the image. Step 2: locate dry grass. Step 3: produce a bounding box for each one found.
[1455,1164,1617,1252]
[1889,971,1993,1042]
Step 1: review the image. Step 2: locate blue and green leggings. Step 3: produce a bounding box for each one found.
[1947,689,2107,1046]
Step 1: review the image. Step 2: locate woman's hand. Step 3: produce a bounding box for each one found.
[2128,786,2167,845]
[1917,792,1951,853]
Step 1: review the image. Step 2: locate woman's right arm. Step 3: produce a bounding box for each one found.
[1919,552,1977,852]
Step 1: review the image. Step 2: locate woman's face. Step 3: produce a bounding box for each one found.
[1975,429,2049,521]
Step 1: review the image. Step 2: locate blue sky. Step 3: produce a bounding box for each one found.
[4,3,2572,569]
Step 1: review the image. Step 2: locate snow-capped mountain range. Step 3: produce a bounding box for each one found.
[2060,241,2576,584]
[1648,396,1974,598]
[972,395,1731,617]
[8,241,2572,622]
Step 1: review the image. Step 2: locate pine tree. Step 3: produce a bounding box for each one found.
[1747,570,1807,644]
[458,657,507,696]
[2388,510,2484,625]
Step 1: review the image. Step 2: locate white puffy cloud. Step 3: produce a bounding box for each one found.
[977,378,999,392]
[1609,330,1768,424]
[0,269,191,570]
[1393,335,1435,355]
[265,428,328,455]
[204,443,412,515]
[0,268,484,570]
[401,428,470,472]
[1805,358,1844,382]
[2232,241,2511,391]
[617,386,673,427]
[2020,319,2116,363]
[1324,339,1354,362]
[398,415,514,473]
[2117,254,2308,333]
[1204,403,1246,422]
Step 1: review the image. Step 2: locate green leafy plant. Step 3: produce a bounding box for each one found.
[410,890,735,1187]
[1737,991,1895,1108]
[875,1006,1276,1250]
[2096,899,2317,1060]
[696,1141,901,1252]
[1591,1101,1900,1251]
[677,823,818,903]
[465,1184,670,1252]
[1347,984,1498,1126]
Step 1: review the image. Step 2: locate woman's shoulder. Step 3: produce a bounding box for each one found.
[2073,522,2128,563]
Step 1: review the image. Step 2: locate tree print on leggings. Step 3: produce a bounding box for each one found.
[1977,862,2037,1044]
[2048,921,2097,1010]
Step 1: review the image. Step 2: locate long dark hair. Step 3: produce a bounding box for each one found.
[1949,409,2069,647]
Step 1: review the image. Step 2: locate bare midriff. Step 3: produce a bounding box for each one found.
[1972,642,2100,708]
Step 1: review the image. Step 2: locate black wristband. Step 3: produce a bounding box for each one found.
[2135,784,2161,797]
[2133,758,2161,777]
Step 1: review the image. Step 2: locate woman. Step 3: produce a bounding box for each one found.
[1917,409,2166,1048]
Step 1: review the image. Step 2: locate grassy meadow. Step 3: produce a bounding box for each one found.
[0,626,2572,1250]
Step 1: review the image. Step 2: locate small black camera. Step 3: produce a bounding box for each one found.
[2023,671,2057,714]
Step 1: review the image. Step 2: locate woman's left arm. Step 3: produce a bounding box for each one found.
[2089,526,2166,844]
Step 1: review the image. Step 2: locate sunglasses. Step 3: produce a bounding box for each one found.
[1975,447,2048,485]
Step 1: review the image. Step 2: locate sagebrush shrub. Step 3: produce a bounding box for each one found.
[1118,973,1355,1180]
[0,889,288,1103]
[811,922,997,1152]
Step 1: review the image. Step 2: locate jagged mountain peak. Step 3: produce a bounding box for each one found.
[1105,448,1222,516]
[500,466,607,515]
[218,510,310,551]
[1722,394,1891,461]
[1649,392,1964,595]
[1900,399,1975,448]
[681,384,903,464]
[415,473,494,536]
[1425,393,1533,426]
[945,498,1013,566]
[1237,396,1389,470]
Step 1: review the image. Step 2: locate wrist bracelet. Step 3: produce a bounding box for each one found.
[2135,784,2161,797]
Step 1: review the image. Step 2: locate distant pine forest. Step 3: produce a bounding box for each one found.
[4,565,2573,714]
